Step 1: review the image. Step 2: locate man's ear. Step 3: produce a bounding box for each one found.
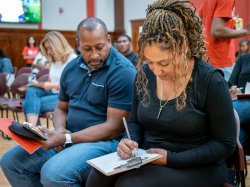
[76,39,80,52]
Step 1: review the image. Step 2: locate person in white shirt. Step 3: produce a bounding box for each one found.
[23,31,77,126]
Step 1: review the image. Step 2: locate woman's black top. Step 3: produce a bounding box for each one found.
[128,59,236,168]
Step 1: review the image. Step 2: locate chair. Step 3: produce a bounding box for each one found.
[6,73,30,122]
[39,111,54,128]
[15,67,32,77]
[0,73,10,117]
[0,73,11,139]
[37,74,49,82]
[225,110,246,187]
[36,68,49,80]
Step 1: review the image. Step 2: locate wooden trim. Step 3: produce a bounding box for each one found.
[114,0,125,34]
[130,19,144,51]
[0,28,121,69]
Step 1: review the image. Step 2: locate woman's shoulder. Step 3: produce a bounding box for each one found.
[195,59,223,78]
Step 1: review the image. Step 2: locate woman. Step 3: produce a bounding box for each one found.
[24,31,76,126]
[0,48,14,73]
[86,0,236,187]
[22,36,39,67]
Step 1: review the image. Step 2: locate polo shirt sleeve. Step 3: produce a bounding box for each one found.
[58,65,70,103]
[214,0,234,19]
[107,66,136,111]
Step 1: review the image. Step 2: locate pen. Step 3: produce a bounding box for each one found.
[122,117,136,157]
[122,117,131,139]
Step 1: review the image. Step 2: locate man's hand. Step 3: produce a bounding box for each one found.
[38,127,66,150]
[147,148,167,166]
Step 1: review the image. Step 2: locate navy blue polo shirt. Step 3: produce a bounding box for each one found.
[59,47,136,132]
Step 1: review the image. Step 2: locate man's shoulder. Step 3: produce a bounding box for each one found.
[62,55,80,73]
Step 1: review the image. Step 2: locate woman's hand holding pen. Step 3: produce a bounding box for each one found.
[147,148,168,166]
[117,138,138,160]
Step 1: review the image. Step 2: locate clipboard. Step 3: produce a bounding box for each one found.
[236,94,250,99]
[87,148,162,176]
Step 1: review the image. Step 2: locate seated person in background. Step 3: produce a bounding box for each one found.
[117,34,138,66]
[229,53,250,145]
[23,31,77,126]
[32,45,49,70]
[0,18,136,187]
[22,36,39,67]
[0,48,14,73]
[235,39,250,61]
[86,1,236,187]
[28,44,49,82]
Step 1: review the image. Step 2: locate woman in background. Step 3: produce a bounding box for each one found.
[0,48,14,73]
[22,36,39,67]
[23,31,77,126]
[86,0,236,187]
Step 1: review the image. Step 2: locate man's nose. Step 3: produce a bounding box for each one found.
[90,49,99,59]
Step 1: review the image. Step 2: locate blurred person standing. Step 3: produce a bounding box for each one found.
[117,34,138,66]
[22,36,39,67]
[199,0,250,80]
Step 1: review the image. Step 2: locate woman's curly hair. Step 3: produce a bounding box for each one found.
[136,0,206,110]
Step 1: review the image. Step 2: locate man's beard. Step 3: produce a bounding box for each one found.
[87,59,104,71]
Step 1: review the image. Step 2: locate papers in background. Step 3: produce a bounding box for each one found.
[245,82,250,94]
[87,148,162,176]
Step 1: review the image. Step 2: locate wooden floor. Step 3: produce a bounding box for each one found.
[1,114,250,187]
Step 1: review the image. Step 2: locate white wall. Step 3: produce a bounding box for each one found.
[124,0,154,37]
[95,0,114,32]
[0,0,153,35]
[42,0,86,31]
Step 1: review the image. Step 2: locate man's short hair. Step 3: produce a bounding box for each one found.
[76,18,108,41]
[118,34,132,42]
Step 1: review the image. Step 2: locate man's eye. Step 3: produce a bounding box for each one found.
[83,48,91,52]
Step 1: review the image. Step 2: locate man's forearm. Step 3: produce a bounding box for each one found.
[212,27,249,39]
[53,106,67,132]
[71,122,124,144]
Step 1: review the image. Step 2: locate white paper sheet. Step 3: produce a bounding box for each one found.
[245,82,250,94]
[87,148,161,176]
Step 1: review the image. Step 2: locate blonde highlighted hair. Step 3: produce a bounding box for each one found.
[40,31,75,64]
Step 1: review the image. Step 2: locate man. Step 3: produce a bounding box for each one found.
[0,18,136,187]
[199,0,250,80]
[116,34,138,66]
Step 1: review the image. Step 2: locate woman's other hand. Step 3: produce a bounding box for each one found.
[147,148,167,166]
[117,138,138,159]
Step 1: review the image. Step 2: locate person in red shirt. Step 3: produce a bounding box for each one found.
[199,0,250,80]
[22,36,39,67]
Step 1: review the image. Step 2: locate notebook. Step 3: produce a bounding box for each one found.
[87,148,162,176]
